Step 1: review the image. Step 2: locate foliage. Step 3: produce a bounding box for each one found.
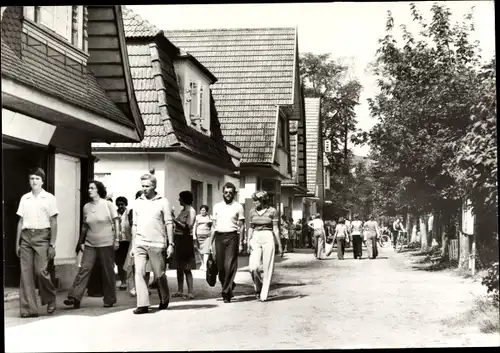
[481,262,499,304]
[366,3,493,224]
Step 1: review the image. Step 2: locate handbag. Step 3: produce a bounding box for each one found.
[325,241,334,257]
[206,252,218,287]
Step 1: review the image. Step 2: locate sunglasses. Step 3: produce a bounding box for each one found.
[223,190,235,195]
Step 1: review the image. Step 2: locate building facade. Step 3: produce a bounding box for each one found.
[1,6,144,289]
[92,8,239,212]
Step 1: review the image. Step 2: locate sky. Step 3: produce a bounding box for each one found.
[128,1,496,157]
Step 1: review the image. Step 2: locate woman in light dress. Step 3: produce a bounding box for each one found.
[193,205,213,271]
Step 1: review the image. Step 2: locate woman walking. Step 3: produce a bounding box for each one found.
[333,217,349,260]
[288,217,296,252]
[64,180,120,309]
[172,191,197,299]
[193,205,212,271]
[247,191,283,301]
[280,215,290,253]
[364,214,381,259]
[115,196,131,290]
[350,214,364,259]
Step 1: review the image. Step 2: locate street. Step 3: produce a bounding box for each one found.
[4,246,499,351]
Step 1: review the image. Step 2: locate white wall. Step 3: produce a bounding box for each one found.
[292,197,304,222]
[238,174,258,203]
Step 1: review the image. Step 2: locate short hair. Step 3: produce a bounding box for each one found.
[89,180,107,199]
[222,182,237,193]
[289,217,294,222]
[200,205,209,212]
[28,167,45,183]
[116,196,128,206]
[251,190,270,206]
[281,214,288,221]
[140,173,157,187]
[338,217,346,224]
[179,190,194,205]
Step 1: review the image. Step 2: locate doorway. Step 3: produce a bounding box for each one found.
[191,179,203,212]
[2,141,50,287]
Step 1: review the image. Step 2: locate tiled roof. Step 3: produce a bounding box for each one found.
[1,6,134,129]
[94,11,235,171]
[122,6,160,38]
[165,28,297,164]
[305,98,321,194]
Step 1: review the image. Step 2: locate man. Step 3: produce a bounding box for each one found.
[16,168,58,318]
[211,182,245,303]
[308,214,326,259]
[115,196,131,291]
[131,174,174,314]
[392,217,404,249]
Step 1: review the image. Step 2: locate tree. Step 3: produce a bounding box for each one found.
[299,53,362,215]
[366,3,490,256]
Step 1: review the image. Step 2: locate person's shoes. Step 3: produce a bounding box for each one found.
[103,303,115,308]
[133,306,149,315]
[20,313,39,318]
[118,284,127,291]
[223,297,231,303]
[47,300,56,314]
[63,297,80,309]
[172,292,184,298]
[158,298,169,310]
[184,293,194,300]
[129,289,137,297]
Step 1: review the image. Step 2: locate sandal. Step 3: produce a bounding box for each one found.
[184,293,194,300]
[172,292,184,298]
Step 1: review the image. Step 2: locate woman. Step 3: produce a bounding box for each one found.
[171,191,197,299]
[364,214,381,259]
[295,219,303,248]
[333,217,349,260]
[124,190,152,297]
[350,214,364,259]
[193,205,212,271]
[280,215,289,253]
[64,180,120,309]
[247,191,283,302]
[115,196,131,290]
[288,217,296,253]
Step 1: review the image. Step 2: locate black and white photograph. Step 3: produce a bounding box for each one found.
[2,2,498,351]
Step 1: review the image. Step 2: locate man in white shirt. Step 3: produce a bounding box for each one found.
[16,168,58,318]
[308,214,326,259]
[211,182,245,303]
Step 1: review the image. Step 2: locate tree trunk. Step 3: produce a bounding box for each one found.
[420,214,429,251]
[458,210,470,269]
[434,212,441,247]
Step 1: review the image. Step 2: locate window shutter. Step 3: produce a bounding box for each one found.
[189,81,198,118]
[199,82,203,120]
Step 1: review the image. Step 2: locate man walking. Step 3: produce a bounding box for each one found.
[308,214,326,259]
[131,174,174,314]
[16,168,58,318]
[211,182,245,303]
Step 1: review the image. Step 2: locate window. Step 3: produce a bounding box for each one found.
[207,183,213,212]
[188,80,205,122]
[191,179,203,212]
[25,6,85,51]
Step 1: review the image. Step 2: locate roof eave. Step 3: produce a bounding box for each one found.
[175,53,218,84]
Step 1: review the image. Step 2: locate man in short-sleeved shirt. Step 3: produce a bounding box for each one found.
[211,182,245,303]
[16,168,58,317]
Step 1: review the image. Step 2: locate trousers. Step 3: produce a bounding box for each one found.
[352,234,363,259]
[249,230,275,301]
[19,229,56,315]
[366,237,379,259]
[69,246,116,305]
[336,237,346,259]
[134,245,169,308]
[115,241,130,284]
[214,232,239,297]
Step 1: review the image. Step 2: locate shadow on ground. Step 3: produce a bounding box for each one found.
[167,303,218,310]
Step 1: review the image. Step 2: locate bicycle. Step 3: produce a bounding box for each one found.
[378,232,392,248]
[396,231,408,252]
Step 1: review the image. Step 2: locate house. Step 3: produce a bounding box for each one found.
[91,8,239,212]
[1,6,144,289]
[304,97,325,217]
[165,27,305,223]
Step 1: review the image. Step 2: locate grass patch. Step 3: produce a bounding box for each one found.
[443,296,500,334]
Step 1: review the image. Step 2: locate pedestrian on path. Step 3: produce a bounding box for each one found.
[350,214,364,259]
[247,191,283,301]
[194,205,213,271]
[392,217,404,249]
[131,174,174,314]
[333,217,350,260]
[210,182,245,303]
[363,214,381,259]
[295,219,303,248]
[288,217,296,252]
[308,214,326,259]
[280,215,290,253]
[115,196,131,291]
[123,190,152,297]
[171,191,197,300]
[64,180,120,309]
[16,167,58,318]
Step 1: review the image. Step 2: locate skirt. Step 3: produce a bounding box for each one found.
[172,231,196,270]
[197,231,211,254]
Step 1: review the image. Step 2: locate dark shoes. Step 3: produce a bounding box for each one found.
[63,297,81,309]
[103,303,115,308]
[158,297,170,310]
[47,300,56,314]
[20,313,39,318]
[133,306,149,315]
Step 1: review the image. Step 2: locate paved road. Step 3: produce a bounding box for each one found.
[4,246,499,351]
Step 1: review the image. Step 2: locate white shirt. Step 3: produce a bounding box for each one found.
[213,200,245,233]
[308,218,325,236]
[17,189,58,229]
